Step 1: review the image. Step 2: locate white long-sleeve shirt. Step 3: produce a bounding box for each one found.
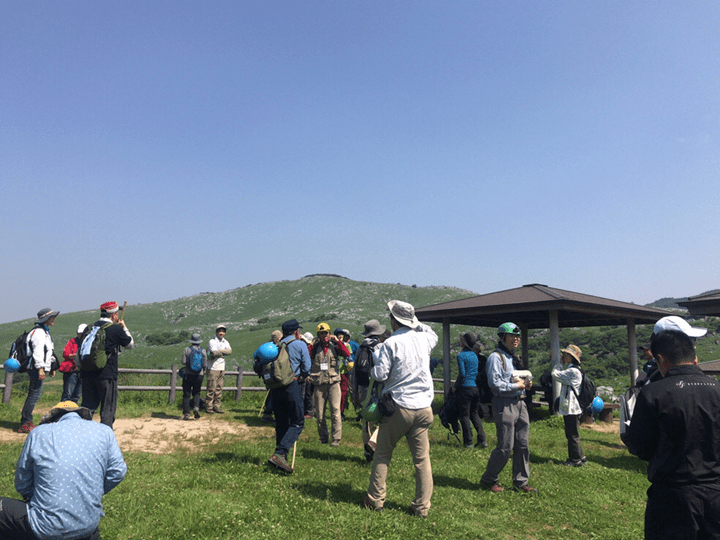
[371,322,438,410]
[208,336,231,371]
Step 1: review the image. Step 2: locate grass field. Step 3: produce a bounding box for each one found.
[0,385,649,540]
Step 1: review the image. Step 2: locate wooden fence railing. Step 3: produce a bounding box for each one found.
[1,366,449,405]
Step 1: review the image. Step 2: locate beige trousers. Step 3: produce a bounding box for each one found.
[314,382,342,443]
[366,406,434,516]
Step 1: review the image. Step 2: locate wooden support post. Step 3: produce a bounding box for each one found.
[2,371,13,404]
[235,370,243,401]
[169,365,178,404]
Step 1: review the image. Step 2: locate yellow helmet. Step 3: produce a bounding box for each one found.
[317,322,331,334]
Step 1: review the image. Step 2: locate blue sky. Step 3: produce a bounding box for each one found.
[2,1,719,324]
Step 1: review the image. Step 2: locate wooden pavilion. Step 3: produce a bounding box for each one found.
[414,284,672,397]
[677,291,720,317]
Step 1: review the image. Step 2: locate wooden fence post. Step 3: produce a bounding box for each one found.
[169,365,178,404]
[2,370,13,404]
[235,370,243,401]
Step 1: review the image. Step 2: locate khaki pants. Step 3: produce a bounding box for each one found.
[366,406,434,517]
[205,370,225,411]
[314,382,342,444]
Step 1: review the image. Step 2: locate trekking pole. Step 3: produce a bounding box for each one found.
[259,390,269,416]
[291,440,297,469]
[119,301,127,322]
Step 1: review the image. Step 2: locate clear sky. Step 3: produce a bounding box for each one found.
[2,2,719,324]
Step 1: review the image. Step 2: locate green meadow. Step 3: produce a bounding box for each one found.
[0,386,648,540]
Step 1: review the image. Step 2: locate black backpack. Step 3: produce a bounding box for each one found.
[353,342,375,387]
[8,330,33,373]
[475,354,493,404]
[571,367,597,410]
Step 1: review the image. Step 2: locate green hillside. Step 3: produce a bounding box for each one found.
[3,275,719,395]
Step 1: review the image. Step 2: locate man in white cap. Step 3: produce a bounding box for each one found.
[60,323,88,403]
[363,300,437,518]
[626,328,719,539]
[0,401,126,540]
[18,308,60,434]
[205,324,232,414]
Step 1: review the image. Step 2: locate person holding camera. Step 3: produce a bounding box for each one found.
[552,344,586,467]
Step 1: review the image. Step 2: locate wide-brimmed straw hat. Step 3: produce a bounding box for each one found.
[40,401,93,425]
[561,344,582,363]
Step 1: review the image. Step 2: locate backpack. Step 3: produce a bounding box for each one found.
[353,342,374,387]
[78,322,113,371]
[571,367,597,411]
[619,384,642,445]
[187,346,204,373]
[261,339,296,389]
[8,330,33,373]
[438,391,461,436]
[474,354,493,404]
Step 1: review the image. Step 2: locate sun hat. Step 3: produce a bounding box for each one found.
[271,330,283,342]
[654,316,707,338]
[460,332,477,350]
[302,331,314,344]
[77,323,88,334]
[36,308,59,324]
[362,319,386,337]
[561,344,582,363]
[189,333,203,344]
[40,401,93,425]
[387,300,419,329]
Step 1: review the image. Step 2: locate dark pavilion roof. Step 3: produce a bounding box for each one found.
[698,359,720,376]
[415,284,673,329]
[677,291,720,317]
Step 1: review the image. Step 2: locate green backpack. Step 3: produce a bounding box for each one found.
[78,322,112,371]
[261,339,296,389]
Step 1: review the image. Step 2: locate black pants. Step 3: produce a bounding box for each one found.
[81,374,118,428]
[0,497,99,540]
[563,414,583,462]
[182,374,203,414]
[457,386,486,446]
[646,482,720,539]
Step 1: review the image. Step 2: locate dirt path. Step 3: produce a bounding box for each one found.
[1,408,271,454]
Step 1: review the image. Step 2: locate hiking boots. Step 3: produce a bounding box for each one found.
[193,408,201,419]
[268,453,293,474]
[362,494,383,512]
[330,440,340,448]
[17,422,34,434]
[183,414,192,421]
[561,459,583,467]
[213,407,225,414]
[512,484,539,494]
[261,413,275,424]
[480,482,504,493]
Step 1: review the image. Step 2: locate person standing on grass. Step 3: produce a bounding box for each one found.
[363,300,437,518]
[18,308,60,434]
[552,344,586,467]
[260,329,283,424]
[453,332,487,449]
[480,322,537,494]
[60,323,87,403]
[310,323,350,447]
[181,333,207,421]
[205,324,231,414]
[0,401,126,540]
[81,301,134,429]
[301,331,315,419]
[267,319,311,474]
[626,328,720,540]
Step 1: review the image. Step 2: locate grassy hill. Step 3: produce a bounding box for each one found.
[0,275,473,372]
[3,275,718,394]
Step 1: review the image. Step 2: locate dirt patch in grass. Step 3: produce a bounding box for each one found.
[583,418,620,434]
[2,408,273,454]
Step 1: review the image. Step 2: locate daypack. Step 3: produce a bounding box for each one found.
[261,339,296,389]
[78,322,113,371]
[439,391,461,436]
[187,346,204,373]
[8,330,33,373]
[619,384,642,445]
[571,367,597,411]
[353,342,374,387]
[474,354,493,404]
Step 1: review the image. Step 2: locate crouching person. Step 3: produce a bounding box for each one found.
[0,401,127,540]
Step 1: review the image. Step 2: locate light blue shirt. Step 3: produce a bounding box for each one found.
[15,412,127,540]
[486,348,524,398]
[282,335,311,378]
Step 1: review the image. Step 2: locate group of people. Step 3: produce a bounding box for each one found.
[17,301,134,434]
[5,298,720,537]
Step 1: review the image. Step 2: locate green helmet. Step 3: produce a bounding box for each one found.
[497,322,520,336]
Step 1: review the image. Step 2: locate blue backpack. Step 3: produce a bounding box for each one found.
[187,346,204,373]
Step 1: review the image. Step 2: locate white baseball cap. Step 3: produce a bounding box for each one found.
[654,316,707,338]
